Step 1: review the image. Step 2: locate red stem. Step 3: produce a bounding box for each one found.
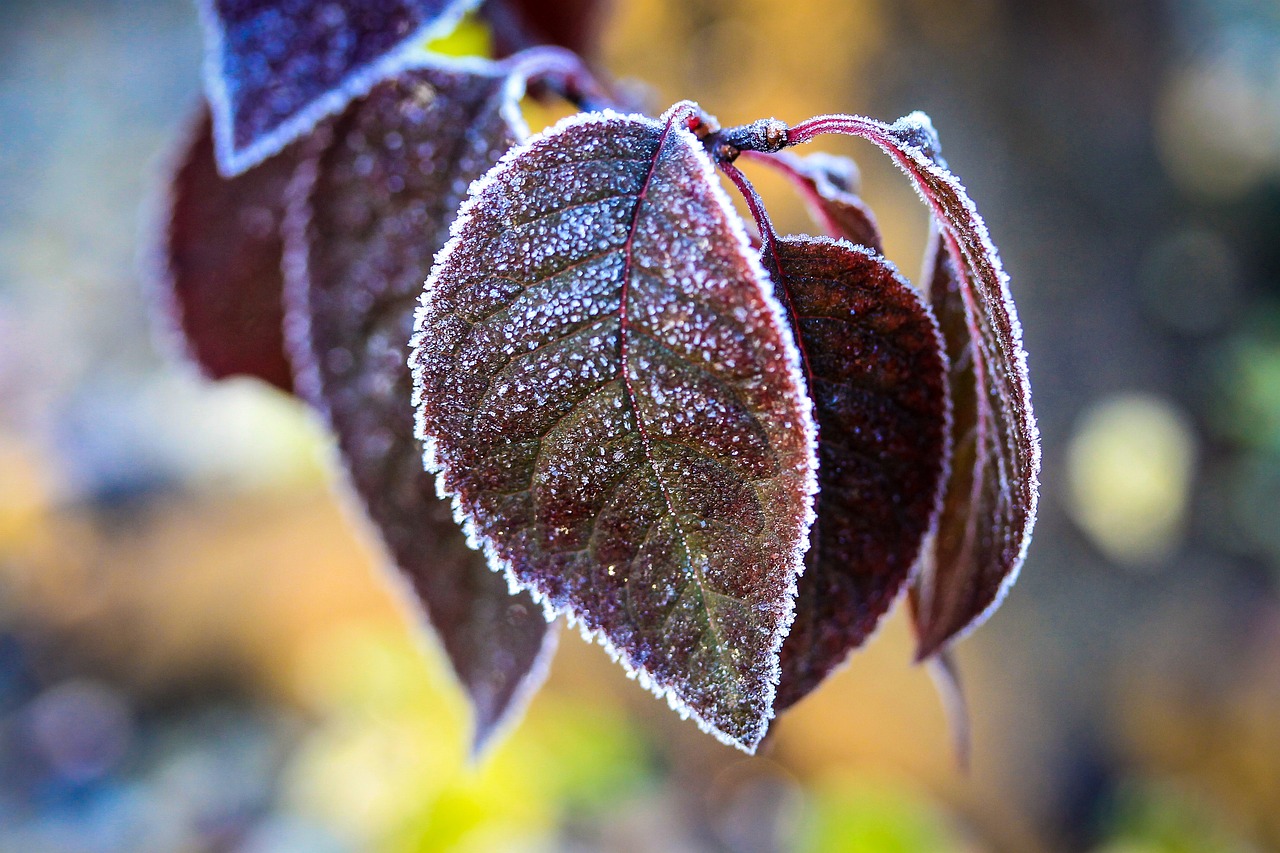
[716,158,815,394]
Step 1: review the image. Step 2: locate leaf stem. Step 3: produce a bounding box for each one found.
[715,157,816,399]
[715,159,778,265]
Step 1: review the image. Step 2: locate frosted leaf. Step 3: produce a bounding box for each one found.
[284,60,564,752]
[484,0,611,59]
[158,103,301,393]
[909,219,1033,657]
[199,0,480,174]
[765,237,949,710]
[795,111,1038,658]
[748,151,882,252]
[412,103,818,750]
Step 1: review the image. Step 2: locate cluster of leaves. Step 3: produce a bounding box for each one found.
[157,0,1039,754]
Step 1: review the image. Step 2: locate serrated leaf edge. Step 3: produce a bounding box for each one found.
[411,103,820,752]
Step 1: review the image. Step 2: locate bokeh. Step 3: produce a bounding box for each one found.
[2,0,1279,850]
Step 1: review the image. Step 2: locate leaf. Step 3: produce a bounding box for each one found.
[483,0,611,59]
[411,103,818,750]
[199,0,481,175]
[284,59,566,752]
[767,237,949,711]
[786,112,1040,658]
[158,103,299,393]
[888,117,1038,659]
[908,221,1028,658]
[746,150,882,252]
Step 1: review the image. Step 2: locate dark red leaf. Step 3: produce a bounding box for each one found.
[745,150,882,252]
[767,237,949,711]
[284,59,568,752]
[908,222,1030,657]
[411,103,818,750]
[483,0,611,59]
[200,0,479,174]
[785,112,1040,658]
[158,103,298,393]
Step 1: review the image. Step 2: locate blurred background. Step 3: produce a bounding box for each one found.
[2,0,1279,850]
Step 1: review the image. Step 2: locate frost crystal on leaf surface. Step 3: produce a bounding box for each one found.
[908,218,1035,658]
[767,237,949,710]
[872,117,1039,660]
[200,0,480,174]
[412,103,818,750]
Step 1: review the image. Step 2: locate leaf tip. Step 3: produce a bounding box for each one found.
[466,622,559,762]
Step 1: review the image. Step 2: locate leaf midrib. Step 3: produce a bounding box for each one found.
[616,117,737,685]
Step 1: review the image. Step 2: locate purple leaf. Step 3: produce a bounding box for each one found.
[283,59,569,752]
[157,103,299,393]
[908,223,1027,658]
[716,159,947,710]
[784,112,1040,659]
[767,237,949,710]
[483,0,611,59]
[411,103,819,750]
[744,150,882,252]
[199,0,480,175]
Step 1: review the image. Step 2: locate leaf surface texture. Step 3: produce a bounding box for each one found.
[413,104,818,749]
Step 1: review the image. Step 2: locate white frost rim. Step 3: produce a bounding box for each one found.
[199,0,484,176]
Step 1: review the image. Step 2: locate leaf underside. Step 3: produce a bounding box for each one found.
[770,237,949,711]
[160,103,298,393]
[909,222,1026,657]
[865,116,1038,659]
[284,62,558,751]
[201,0,478,174]
[413,104,817,749]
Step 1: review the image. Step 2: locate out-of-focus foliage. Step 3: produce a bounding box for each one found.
[799,777,962,853]
[2,0,1280,850]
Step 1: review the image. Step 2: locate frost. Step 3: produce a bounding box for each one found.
[765,238,950,710]
[412,103,818,750]
[199,0,481,175]
[784,111,1040,658]
[283,57,573,752]
[908,216,1038,658]
[163,0,1034,757]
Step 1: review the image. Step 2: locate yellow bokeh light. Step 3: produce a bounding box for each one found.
[1067,394,1197,567]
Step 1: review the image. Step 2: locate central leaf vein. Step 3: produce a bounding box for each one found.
[616,120,734,671]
